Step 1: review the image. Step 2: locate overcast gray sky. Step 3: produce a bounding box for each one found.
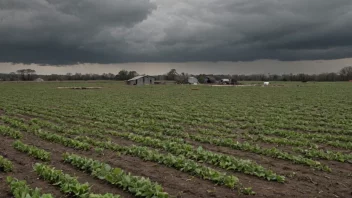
[1,0,352,74]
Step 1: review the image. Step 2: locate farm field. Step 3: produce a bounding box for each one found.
[0,81,351,198]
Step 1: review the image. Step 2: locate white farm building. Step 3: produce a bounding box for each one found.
[188,77,199,84]
[127,76,155,86]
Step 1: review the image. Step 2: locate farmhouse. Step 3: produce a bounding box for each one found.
[127,75,155,86]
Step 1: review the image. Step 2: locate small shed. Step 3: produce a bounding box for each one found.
[127,75,155,86]
[220,79,230,84]
[188,77,199,85]
[34,78,44,82]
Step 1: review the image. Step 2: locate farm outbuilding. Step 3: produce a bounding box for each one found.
[127,76,155,86]
[34,78,44,82]
[188,77,199,84]
[220,79,230,84]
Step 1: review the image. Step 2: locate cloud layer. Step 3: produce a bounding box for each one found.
[1,0,352,64]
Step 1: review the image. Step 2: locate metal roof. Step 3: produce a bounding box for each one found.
[127,75,154,81]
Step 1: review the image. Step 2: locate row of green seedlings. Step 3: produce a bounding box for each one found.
[6,100,352,138]
[189,134,331,171]
[16,106,352,154]
[249,128,352,150]
[13,140,51,161]
[62,153,169,198]
[0,115,91,150]
[7,110,352,169]
[22,102,352,137]
[0,116,254,194]
[30,118,107,140]
[123,123,351,165]
[33,163,121,198]
[0,155,13,172]
[29,114,290,183]
[16,109,346,167]
[192,130,352,163]
[7,177,54,198]
[31,117,185,144]
[8,112,287,182]
[104,127,328,172]
[11,107,185,139]
[8,176,122,198]
[211,132,352,162]
[27,116,284,183]
[294,148,352,163]
[2,116,244,191]
[5,94,350,134]
[5,112,352,165]
[10,112,346,188]
[0,114,340,170]
[109,132,286,182]
[77,136,255,195]
[0,125,22,139]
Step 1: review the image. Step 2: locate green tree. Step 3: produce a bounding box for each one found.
[127,71,138,79]
[16,69,36,81]
[117,70,129,80]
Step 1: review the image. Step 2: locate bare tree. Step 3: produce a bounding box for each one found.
[340,66,352,81]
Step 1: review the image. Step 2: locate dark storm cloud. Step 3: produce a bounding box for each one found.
[1,0,352,64]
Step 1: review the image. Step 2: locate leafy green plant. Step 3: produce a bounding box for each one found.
[94,147,104,155]
[33,163,90,197]
[63,153,168,198]
[0,125,22,139]
[0,155,13,172]
[89,194,120,198]
[76,136,243,189]
[13,140,51,161]
[116,132,285,182]
[7,176,54,198]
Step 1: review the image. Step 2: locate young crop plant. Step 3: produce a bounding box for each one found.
[33,163,121,198]
[74,136,246,191]
[35,131,91,150]
[34,163,91,197]
[63,153,169,198]
[295,148,352,163]
[0,155,13,172]
[89,194,120,198]
[122,146,245,190]
[13,140,51,161]
[189,134,331,172]
[7,176,54,198]
[119,132,286,182]
[0,125,22,139]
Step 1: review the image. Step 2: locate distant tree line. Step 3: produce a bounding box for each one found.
[162,66,352,82]
[0,69,140,81]
[0,66,352,82]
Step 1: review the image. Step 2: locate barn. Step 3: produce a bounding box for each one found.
[127,76,155,86]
